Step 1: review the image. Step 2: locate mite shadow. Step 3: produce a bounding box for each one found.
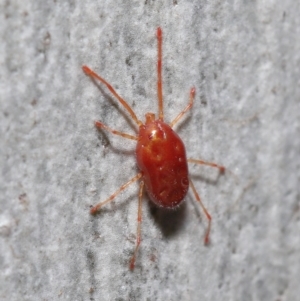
[148,198,187,238]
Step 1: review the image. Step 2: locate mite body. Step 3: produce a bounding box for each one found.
[83,27,225,270]
[136,115,189,208]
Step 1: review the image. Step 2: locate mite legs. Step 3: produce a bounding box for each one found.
[82,65,142,127]
[129,181,144,270]
[89,173,144,270]
[157,27,163,121]
[94,121,138,141]
[189,179,211,245]
[170,87,195,128]
[187,158,225,174]
[90,173,142,215]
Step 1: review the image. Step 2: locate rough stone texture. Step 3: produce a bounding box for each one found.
[1,1,300,301]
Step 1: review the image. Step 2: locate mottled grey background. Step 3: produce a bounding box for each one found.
[1,1,299,301]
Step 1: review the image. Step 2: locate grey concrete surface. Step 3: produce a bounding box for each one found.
[1,1,300,300]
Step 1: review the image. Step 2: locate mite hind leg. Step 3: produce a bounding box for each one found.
[188,158,225,174]
[188,158,238,183]
[189,179,211,245]
[90,173,142,215]
[129,181,145,270]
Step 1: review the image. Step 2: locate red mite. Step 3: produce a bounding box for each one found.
[82,27,225,270]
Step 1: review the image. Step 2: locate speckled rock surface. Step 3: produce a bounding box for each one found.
[1,1,300,300]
